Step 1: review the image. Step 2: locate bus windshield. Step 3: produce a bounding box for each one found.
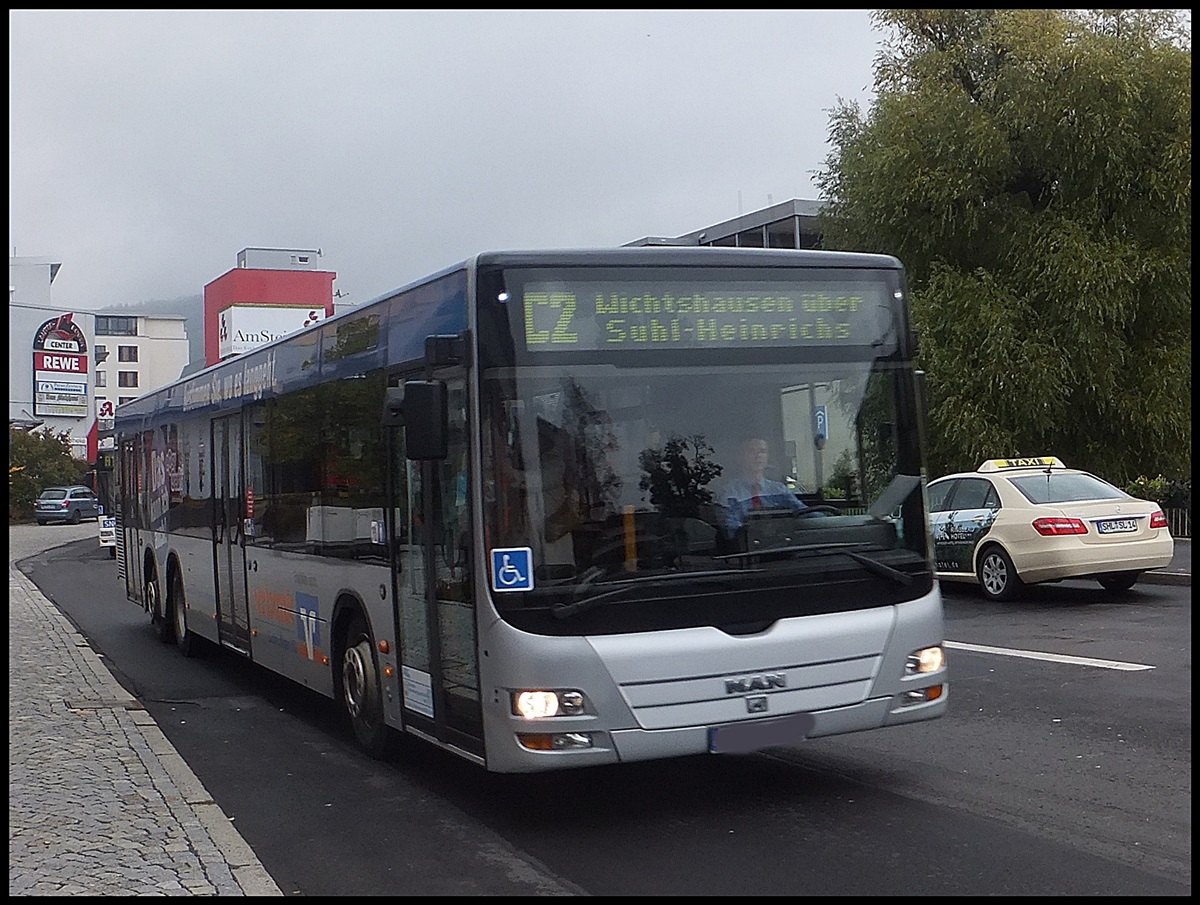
[478,264,933,636]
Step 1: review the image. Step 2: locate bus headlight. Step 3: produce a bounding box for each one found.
[906,645,945,675]
[512,689,586,719]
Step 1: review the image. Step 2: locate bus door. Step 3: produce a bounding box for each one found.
[118,436,140,599]
[388,374,483,756]
[212,414,251,653]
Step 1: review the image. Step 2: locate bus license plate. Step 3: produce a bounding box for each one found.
[1097,519,1138,534]
[708,712,815,754]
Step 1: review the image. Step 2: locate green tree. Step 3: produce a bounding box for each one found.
[9,427,87,521]
[815,9,1190,483]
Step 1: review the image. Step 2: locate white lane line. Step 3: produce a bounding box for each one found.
[945,640,1155,671]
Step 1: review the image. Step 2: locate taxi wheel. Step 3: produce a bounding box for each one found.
[977,545,1024,602]
[1098,571,1139,592]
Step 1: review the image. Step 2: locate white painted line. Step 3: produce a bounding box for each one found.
[945,640,1155,671]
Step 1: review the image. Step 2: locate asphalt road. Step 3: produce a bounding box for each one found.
[18,538,1192,896]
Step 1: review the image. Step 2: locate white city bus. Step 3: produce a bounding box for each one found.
[113,247,947,772]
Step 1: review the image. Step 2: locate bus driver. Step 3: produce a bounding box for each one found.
[715,436,822,540]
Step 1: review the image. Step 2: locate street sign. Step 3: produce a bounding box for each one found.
[814,404,828,443]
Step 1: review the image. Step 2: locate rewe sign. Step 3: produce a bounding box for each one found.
[32,313,89,418]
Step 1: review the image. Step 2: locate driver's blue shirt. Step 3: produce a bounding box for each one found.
[716,476,811,537]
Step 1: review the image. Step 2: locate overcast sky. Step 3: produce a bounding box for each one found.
[9,9,884,312]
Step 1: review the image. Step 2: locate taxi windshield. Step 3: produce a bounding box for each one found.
[1008,472,1124,504]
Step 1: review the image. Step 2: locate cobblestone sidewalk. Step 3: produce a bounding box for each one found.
[8,525,280,896]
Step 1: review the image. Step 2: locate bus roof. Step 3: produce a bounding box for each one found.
[471,246,903,270]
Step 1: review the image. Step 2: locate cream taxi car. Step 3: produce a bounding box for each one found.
[925,457,1174,601]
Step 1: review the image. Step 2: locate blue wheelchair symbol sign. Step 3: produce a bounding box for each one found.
[491,547,534,592]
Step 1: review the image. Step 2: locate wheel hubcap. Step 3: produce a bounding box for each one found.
[343,646,367,718]
[982,555,1006,595]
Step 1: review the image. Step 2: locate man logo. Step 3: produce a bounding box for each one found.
[724,673,786,694]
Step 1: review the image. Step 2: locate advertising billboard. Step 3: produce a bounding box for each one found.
[32,313,89,417]
[217,304,325,359]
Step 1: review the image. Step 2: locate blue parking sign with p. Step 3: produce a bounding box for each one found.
[491,547,534,592]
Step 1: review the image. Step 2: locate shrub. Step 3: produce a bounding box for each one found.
[1124,474,1189,510]
[8,427,87,522]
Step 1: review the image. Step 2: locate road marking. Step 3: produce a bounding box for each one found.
[944,641,1155,671]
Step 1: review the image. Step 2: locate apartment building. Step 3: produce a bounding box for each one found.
[92,312,189,422]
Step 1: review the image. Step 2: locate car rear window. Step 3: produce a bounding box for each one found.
[1008,473,1124,504]
[40,489,68,500]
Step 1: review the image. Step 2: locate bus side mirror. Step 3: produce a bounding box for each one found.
[382,387,406,427]
[383,380,448,460]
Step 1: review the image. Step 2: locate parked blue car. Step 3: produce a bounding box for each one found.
[35,485,101,525]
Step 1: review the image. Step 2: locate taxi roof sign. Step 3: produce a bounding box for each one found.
[978,456,1065,473]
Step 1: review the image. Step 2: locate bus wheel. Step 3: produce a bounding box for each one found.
[170,570,198,657]
[146,570,171,642]
[977,545,1024,602]
[340,616,389,758]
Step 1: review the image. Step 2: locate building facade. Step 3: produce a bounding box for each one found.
[92,313,189,423]
[9,302,96,456]
[9,256,194,462]
[625,198,824,249]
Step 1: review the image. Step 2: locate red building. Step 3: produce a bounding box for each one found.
[203,248,335,367]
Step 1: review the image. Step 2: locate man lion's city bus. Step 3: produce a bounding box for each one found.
[113,248,947,773]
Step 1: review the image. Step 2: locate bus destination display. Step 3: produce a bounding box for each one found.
[522,280,895,352]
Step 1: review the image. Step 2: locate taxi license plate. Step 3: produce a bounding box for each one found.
[1097,518,1138,534]
[708,712,815,754]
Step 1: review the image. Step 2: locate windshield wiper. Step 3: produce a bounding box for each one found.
[841,550,913,586]
[713,541,863,561]
[552,569,759,620]
[715,542,915,587]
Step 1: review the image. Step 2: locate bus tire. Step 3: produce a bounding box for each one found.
[147,569,171,642]
[340,615,389,758]
[170,569,198,657]
[977,545,1024,602]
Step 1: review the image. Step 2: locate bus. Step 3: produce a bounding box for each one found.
[113,247,947,773]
